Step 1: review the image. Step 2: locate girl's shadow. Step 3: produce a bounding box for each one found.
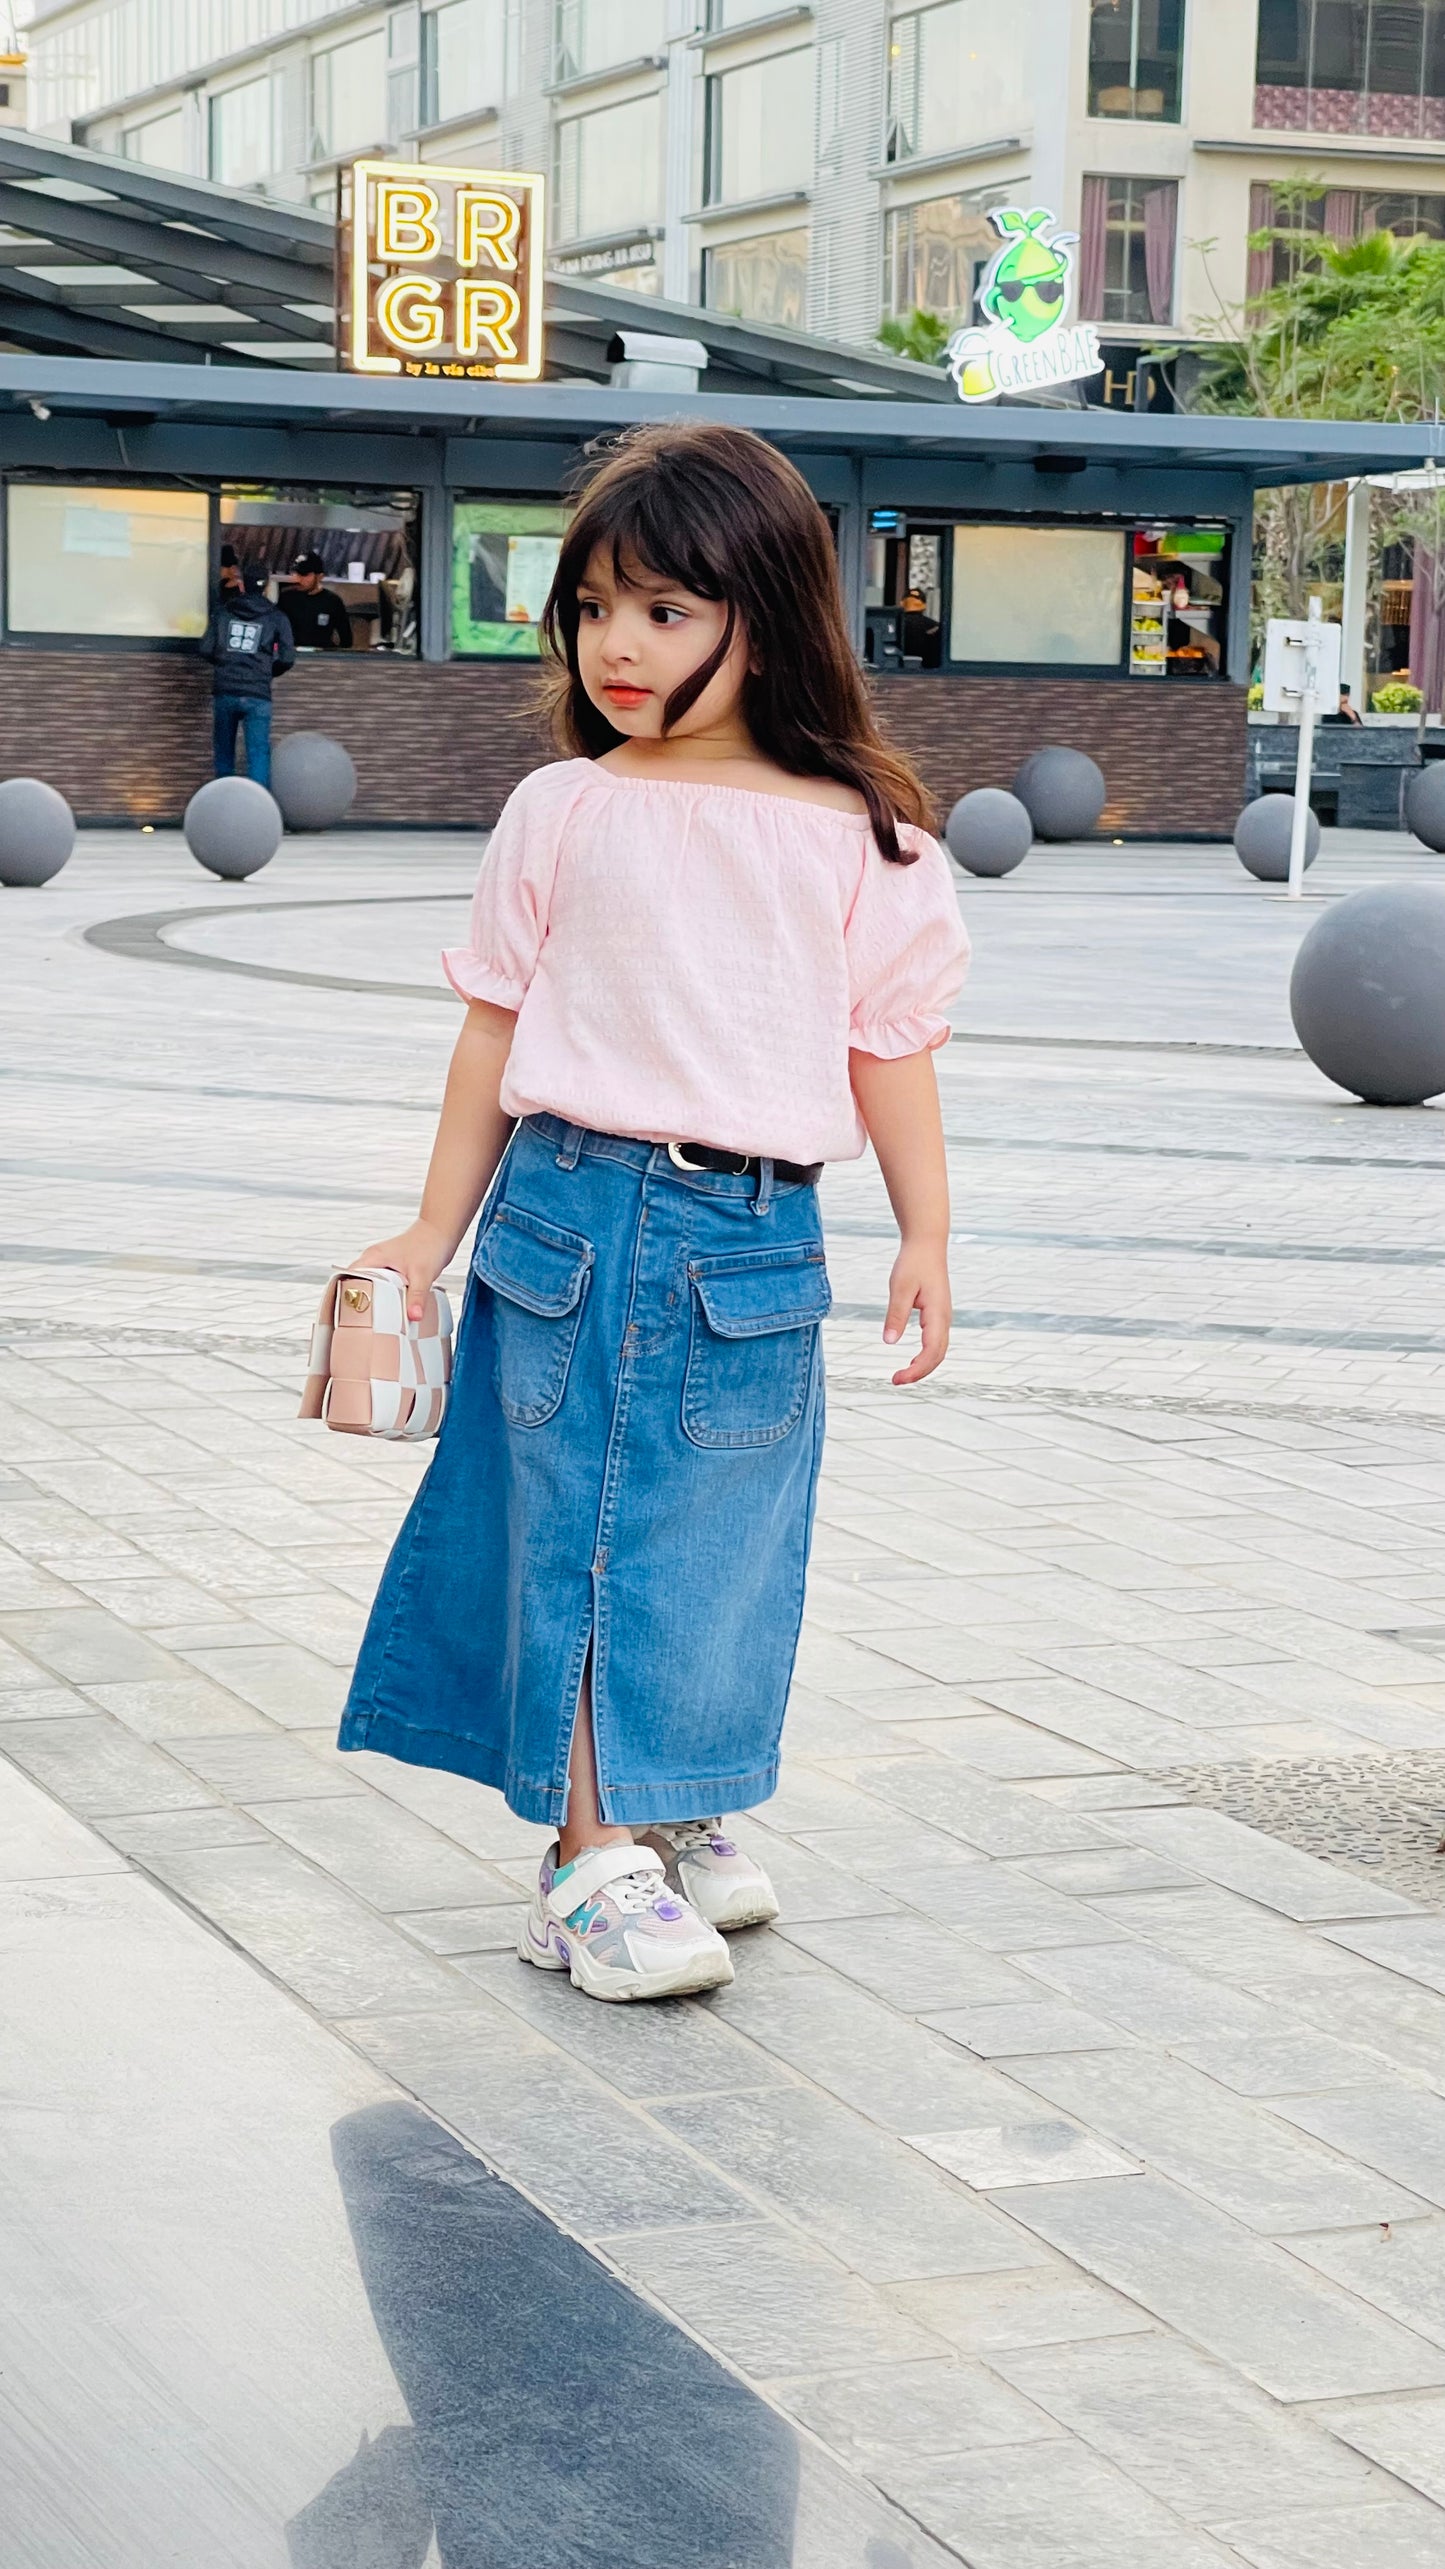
[286,2100,800,2569]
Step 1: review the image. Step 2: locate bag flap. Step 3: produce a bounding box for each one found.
[474,1206,592,1318]
[690,1248,831,1340]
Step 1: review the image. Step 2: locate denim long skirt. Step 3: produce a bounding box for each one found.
[338,1113,830,1827]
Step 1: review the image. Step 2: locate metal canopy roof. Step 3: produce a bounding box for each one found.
[0,125,949,400]
[0,348,1440,489]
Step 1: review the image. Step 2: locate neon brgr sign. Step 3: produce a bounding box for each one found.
[946,208,1103,405]
[341,160,545,380]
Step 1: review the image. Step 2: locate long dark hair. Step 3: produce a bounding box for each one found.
[540,422,932,862]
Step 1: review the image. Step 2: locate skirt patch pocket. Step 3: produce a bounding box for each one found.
[683,1245,830,1450]
[474,1204,593,1427]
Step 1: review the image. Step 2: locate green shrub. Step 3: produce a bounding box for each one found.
[1371,681,1424,711]
[1247,681,1264,708]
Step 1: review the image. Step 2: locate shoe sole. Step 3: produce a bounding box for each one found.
[517,1916,734,2002]
[699,1890,782,1933]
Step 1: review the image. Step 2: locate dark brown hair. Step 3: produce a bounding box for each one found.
[540,422,932,862]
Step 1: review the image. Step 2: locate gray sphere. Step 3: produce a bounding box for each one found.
[184,775,283,879]
[1233,792,1320,881]
[0,776,75,885]
[945,788,1033,877]
[1290,883,1445,1105]
[1404,761,1445,852]
[271,731,357,832]
[1011,746,1106,841]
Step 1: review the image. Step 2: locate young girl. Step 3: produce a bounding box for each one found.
[339,423,968,2004]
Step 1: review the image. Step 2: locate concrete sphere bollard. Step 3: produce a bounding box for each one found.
[1404,761,1445,853]
[945,788,1033,877]
[184,776,283,879]
[1233,792,1320,882]
[1290,883,1445,1105]
[0,777,76,885]
[271,731,357,832]
[1011,746,1107,841]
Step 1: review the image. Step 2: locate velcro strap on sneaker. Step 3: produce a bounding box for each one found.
[546,1843,664,1920]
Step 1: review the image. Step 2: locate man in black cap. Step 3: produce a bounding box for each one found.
[197,565,295,791]
[280,550,353,651]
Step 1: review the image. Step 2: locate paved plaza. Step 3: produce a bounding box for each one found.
[6,825,1445,2565]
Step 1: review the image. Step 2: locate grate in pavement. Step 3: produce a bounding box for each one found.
[1147,1752,1445,1909]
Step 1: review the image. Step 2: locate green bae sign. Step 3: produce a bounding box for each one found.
[946,208,1103,405]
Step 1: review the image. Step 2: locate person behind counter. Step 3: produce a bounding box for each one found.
[1321,684,1364,726]
[280,551,353,651]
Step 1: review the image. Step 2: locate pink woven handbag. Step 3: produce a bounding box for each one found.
[299,1267,453,1440]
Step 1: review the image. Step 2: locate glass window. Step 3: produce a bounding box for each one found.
[886,1,1031,163]
[554,92,664,240]
[220,487,420,656]
[705,48,814,204]
[707,0,775,23]
[1083,176,1178,322]
[1256,0,1445,135]
[554,0,666,80]
[421,0,506,124]
[7,485,210,640]
[122,107,189,170]
[1088,0,1185,118]
[884,194,1002,325]
[209,78,273,186]
[703,226,809,323]
[311,27,387,160]
[1130,526,1227,678]
[949,524,1125,666]
[451,499,567,655]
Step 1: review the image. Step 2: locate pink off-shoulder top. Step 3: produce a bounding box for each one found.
[444,759,970,1164]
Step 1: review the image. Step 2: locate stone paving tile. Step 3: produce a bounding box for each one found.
[1321,2393,1445,2508]
[1271,2091,1445,2212]
[989,2175,1445,2401]
[993,2335,1379,2520]
[926,1998,1133,2057]
[340,2003,757,2237]
[877,2437,1243,2569]
[706,1968,1044,2129]
[886,2267,1156,2354]
[241,1791,516,1913]
[656,2087,1045,2283]
[1321,1915,1445,1995]
[1289,2221,1445,2351]
[464,1948,795,2099]
[94,1805,271,1858]
[165,1731,367,1802]
[775,2358,1064,2466]
[0,1606,181,1685]
[777,1912,1042,2013]
[0,1714,213,1816]
[175,1640,348,1727]
[1211,2499,1445,2567]
[0,1758,130,1881]
[600,2220,948,2379]
[139,1840,478,2017]
[909,2122,1141,2188]
[82,1675,274,1740]
[1008,2048,1430,2232]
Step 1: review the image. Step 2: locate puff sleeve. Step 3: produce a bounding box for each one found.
[846,828,970,1058]
[442,762,583,1010]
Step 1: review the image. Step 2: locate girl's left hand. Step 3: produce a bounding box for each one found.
[882,1240,952,1386]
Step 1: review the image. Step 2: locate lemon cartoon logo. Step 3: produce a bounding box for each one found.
[946,207,1104,405]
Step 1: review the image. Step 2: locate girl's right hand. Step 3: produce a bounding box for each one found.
[349,1218,454,1323]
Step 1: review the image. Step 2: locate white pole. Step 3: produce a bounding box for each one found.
[1288,595,1323,900]
[1340,478,1370,709]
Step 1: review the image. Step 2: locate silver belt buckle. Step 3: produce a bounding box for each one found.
[668,1141,749,1175]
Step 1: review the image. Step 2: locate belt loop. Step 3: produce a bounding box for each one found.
[753,1155,775,1217]
[555,1121,585,1170]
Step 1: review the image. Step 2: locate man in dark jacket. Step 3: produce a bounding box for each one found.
[198,567,295,791]
[279,550,353,650]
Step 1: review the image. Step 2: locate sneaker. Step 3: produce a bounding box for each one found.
[638,1819,781,1933]
[518,1841,733,2002]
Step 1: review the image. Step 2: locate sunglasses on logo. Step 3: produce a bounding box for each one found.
[996,277,1065,305]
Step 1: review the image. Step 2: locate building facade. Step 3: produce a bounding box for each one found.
[17,1,1445,380]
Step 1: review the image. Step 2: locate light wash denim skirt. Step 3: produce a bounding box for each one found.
[338,1113,830,1826]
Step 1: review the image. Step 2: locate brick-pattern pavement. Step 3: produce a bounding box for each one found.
[5,830,1445,2565]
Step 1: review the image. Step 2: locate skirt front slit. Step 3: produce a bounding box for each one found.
[338,1115,829,1827]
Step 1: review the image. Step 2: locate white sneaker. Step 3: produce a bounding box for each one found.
[518,1841,733,2002]
[639,1819,781,1932]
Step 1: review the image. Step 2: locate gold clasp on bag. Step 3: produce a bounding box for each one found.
[342,1283,372,1314]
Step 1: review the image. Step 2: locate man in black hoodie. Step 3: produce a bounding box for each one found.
[198,566,295,791]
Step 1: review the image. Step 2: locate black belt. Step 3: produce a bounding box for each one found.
[667,1141,821,1186]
